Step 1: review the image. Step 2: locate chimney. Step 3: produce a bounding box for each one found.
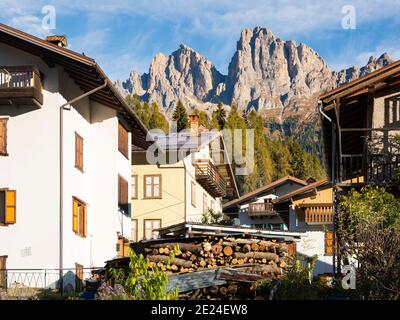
[46,35,67,48]
[188,114,199,133]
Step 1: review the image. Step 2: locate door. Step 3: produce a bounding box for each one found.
[0,255,7,289]
[75,263,84,293]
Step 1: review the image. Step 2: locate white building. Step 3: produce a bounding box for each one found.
[131,115,239,241]
[0,24,149,287]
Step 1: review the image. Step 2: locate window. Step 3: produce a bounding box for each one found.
[131,219,138,242]
[325,230,333,256]
[131,175,138,199]
[118,175,129,214]
[117,236,130,257]
[118,121,129,159]
[144,175,161,199]
[0,119,8,156]
[203,194,208,214]
[75,263,84,292]
[191,181,196,207]
[0,256,7,289]
[0,189,16,225]
[75,132,84,172]
[144,219,161,240]
[72,197,87,237]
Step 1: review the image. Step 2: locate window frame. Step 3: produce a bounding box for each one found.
[118,121,129,159]
[0,118,8,156]
[74,132,84,172]
[131,175,138,200]
[72,197,87,238]
[131,219,138,242]
[118,175,129,214]
[143,219,161,240]
[203,193,208,214]
[143,174,162,199]
[0,188,16,226]
[191,181,196,207]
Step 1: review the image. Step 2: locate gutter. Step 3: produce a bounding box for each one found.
[318,100,337,275]
[59,81,107,293]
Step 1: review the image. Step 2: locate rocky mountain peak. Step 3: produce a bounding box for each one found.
[118,27,393,122]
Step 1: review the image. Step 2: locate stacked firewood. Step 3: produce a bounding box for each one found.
[144,236,293,276]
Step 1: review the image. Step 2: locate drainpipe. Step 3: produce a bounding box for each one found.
[318,101,338,277]
[59,81,107,293]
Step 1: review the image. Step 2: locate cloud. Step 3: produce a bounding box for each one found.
[8,15,50,37]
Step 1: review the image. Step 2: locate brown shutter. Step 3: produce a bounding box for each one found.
[0,119,8,156]
[118,175,129,213]
[118,122,129,158]
[75,133,83,171]
[5,190,16,224]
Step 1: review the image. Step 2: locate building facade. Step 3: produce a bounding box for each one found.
[0,24,148,283]
[131,116,239,241]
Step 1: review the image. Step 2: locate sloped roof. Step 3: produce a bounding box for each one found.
[320,59,400,104]
[0,23,150,149]
[272,179,331,204]
[150,130,221,152]
[223,176,307,210]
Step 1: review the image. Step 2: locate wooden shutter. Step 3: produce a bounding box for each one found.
[118,122,129,158]
[0,256,7,288]
[325,230,333,256]
[0,119,7,156]
[75,133,83,171]
[72,198,79,233]
[5,190,16,224]
[118,175,129,213]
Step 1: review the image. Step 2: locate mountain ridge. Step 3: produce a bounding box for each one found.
[117,27,393,121]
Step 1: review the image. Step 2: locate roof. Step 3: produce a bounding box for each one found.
[151,130,221,153]
[156,222,306,241]
[0,23,150,149]
[223,176,307,210]
[272,179,331,204]
[320,58,400,104]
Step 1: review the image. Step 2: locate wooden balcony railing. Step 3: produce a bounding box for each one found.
[195,159,226,198]
[302,204,333,224]
[0,65,43,107]
[248,202,277,217]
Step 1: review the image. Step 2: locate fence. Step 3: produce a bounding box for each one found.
[0,267,104,299]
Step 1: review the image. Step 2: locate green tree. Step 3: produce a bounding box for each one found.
[149,102,170,132]
[341,187,400,299]
[212,103,226,130]
[172,100,188,132]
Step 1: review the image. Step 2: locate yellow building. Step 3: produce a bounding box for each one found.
[131,115,239,241]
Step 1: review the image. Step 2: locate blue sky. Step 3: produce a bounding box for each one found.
[1,0,400,81]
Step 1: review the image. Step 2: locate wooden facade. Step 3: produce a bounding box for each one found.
[0,65,43,107]
[247,202,277,218]
[195,159,226,198]
[320,58,400,274]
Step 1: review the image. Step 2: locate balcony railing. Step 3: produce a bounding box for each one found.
[248,202,277,217]
[302,204,333,224]
[195,159,226,198]
[0,65,43,107]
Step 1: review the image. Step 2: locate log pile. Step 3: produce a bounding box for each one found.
[143,236,293,277]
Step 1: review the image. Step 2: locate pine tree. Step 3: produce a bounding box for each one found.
[149,102,170,132]
[213,103,226,130]
[172,100,188,132]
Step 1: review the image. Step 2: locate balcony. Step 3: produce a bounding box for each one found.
[301,204,333,225]
[195,159,226,198]
[248,202,277,218]
[0,66,43,107]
